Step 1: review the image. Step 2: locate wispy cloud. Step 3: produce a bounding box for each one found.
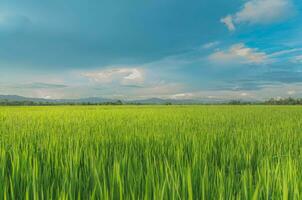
[131,82,185,99]
[221,0,294,31]
[209,43,268,64]
[25,82,67,89]
[269,48,302,57]
[202,41,220,49]
[167,83,302,101]
[169,90,255,101]
[1,82,67,89]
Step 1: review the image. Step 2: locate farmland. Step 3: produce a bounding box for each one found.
[0,105,301,199]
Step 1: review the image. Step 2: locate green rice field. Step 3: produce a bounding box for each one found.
[0,106,301,199]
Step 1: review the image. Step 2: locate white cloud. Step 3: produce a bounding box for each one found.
[167,90,256,101]
[164,83,302,101]
[202,41,220,49]
[221,0,293,31]
[287,90,296,95]
[240,92,248,96]
[82,68,144,85]
[134,83,184,98]
[293,55,302,63]
[220,15,235,31]
[269,48,302,57]
[209,43,268,64]
[170,93,194,99]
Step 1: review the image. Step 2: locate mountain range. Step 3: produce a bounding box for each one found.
[0,95,229,104]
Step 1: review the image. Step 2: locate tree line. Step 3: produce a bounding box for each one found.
[1,97,302,106]
[228,97,302,105]
[0,100,124,106]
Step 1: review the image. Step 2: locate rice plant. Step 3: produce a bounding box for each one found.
[0,105,301,199]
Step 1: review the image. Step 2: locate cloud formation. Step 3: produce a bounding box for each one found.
[209,43,268,64]
[82,68,144,86]
[170,93,194,99]
[166,82,302,101]
[202,41,220,49]
[0,0,301,100]
[293,55,302,63]
[220,15,235,31]
[269,48,302,57]
[221,0,293,31]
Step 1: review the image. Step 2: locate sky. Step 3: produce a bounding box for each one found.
[0,0,302,100]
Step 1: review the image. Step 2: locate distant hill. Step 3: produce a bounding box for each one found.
[0,94,261,105]
[0,95,34,101]
[0,94,212,105]
[0,95,115,104]
[128,98,220,104]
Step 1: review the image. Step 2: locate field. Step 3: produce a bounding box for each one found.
[0,105,301,199]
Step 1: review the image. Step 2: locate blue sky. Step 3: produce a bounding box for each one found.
[0,0,302,100]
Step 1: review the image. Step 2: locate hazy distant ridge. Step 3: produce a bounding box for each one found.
[0,94,225,104]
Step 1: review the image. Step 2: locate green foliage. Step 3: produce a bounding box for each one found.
[0,105,301,199]
[264,97,302,105]
[0,100,124,106]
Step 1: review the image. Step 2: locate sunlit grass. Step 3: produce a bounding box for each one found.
[0,105,301,199]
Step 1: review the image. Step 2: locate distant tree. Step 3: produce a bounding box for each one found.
[228,100,242,105]
[264,97,302,105]
[115,100,123,105]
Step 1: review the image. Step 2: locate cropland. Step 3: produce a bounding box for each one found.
[0,106,301,199]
